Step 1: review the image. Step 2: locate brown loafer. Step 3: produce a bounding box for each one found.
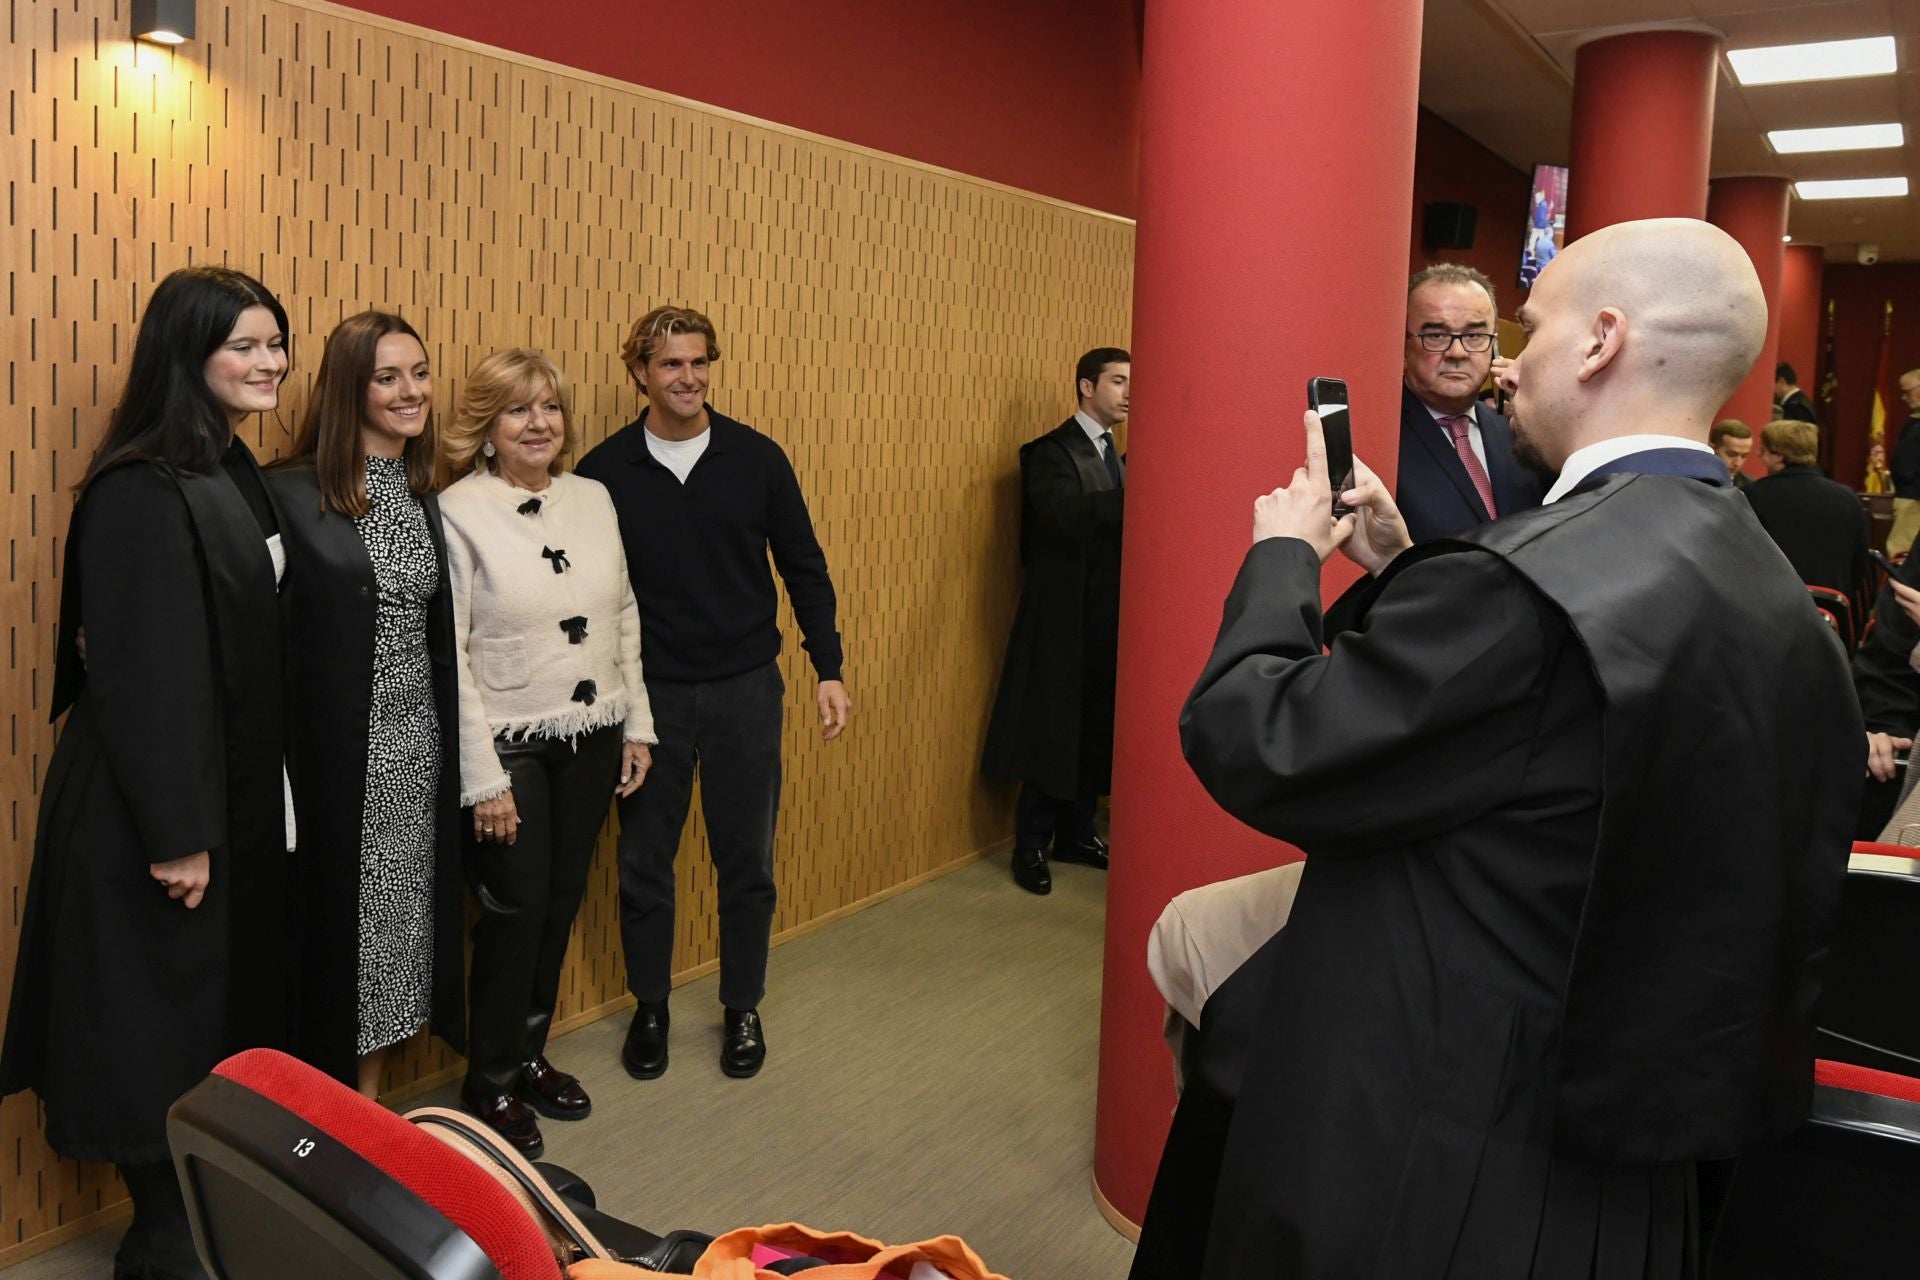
[458,1083,545,1158]
[518,1055,592,1121]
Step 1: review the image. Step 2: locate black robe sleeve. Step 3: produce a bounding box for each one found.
[1180,537,1558,854]
[78,465,225,863]
[1025,435,1122,541]
[1853,558,1920,736]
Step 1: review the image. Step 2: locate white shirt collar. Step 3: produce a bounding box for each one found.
[1074,409,1113,449]
[1543,435,1713,504]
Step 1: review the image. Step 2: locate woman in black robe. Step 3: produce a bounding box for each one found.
[0,267,295,1280]
[269,311,465,1097]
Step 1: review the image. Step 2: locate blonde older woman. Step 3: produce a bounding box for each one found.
[439,348,654,1157]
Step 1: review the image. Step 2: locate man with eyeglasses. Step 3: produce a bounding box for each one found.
[1396,264,1543,542]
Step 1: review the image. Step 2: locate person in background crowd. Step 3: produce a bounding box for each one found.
[1865,441,1892,495]
[1710,418,1753,490]
[269,311,466,1097]
[1395,264,1542,542]
[1774,362,1819,424]
[1884,368,1920,555]
[981,347,1130,895]
[1744,418,1871,629]
[576,306,849,1084]
[440,349,656,1157]
[1,267,296,1280]
[1132,220,1861,1280]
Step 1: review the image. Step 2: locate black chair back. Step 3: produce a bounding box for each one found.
[167,1072,502,1280]
[1815,847,1920,1075]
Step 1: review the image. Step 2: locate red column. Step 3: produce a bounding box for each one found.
[1093,0,1423,1230]
[1566,30,1719,241]
[1708,177,1791,468]
[1779,242,1826,418]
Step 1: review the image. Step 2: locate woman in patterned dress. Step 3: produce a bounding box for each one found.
[271,312,466,1097]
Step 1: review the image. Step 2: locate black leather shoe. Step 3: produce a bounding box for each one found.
[1011,846,1052,894]
[458,1084,545,1159]
[518,1055,591,1121]
[721,1008,767,1078]
[622,1002,670,1080]
[1052,833,1110,870]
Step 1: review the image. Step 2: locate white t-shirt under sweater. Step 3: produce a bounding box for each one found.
[645,425,711,483]
[439,468,658,805]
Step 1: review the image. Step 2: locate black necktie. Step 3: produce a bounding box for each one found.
[1100,432,1123,488]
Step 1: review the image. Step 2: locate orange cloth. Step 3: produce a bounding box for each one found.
[695,1223,1011,1279]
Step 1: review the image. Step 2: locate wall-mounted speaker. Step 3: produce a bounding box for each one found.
[1423,201,1479,251]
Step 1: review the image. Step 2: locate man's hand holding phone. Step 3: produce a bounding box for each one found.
[1253,411,1354,562]
[1336,457,1412,576]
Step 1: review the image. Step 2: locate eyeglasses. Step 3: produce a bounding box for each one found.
[1408,330,1495,353]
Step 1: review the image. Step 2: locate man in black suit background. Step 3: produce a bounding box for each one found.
[982,348,1128,894]
[1710,418,1754,490]
[1890,368,1920,555]
[1745,417,1871,624]
[1774,362,1819,423]
[1396,264,1543,541]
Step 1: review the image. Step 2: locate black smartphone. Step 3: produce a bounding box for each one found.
[1871,548,1899,574]
[1491,334,1507,417]
[1307,377,1355,515]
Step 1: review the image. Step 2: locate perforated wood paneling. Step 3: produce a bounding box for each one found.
[0,0,1132,1258]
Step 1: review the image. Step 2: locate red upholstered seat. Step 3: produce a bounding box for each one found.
[212,1049,564,1280]
[1814,1057,1920,1106]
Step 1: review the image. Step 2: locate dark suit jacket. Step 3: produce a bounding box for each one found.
[1893,416,1920,498]
[1743,463,1871,624]
[1395,385,1543,542]
[1779,389,1819,423]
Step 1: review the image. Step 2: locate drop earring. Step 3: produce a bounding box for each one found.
[483,440,496,458]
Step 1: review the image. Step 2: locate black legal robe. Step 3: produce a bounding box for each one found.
[268,463,467,1083]
[980,418,1122,800]
[0,447,291,1162]
[1142,470,1860,1279]
[1742,462,1872,622]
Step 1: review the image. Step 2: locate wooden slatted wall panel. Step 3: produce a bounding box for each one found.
[0,0,1133,1258]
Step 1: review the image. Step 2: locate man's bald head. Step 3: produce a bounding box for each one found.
[1500,219,1768,472]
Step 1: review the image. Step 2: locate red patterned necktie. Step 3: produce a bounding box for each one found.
[1441,414,1498,519]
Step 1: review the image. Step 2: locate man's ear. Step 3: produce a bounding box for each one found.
[1575,308,1626,384]
[1077,377,1093,403]
[627,363,647,391]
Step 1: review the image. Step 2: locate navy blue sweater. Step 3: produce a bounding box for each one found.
[575,407,843,684]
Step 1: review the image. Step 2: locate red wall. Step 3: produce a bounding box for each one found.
[1778,245,1824,423]
[1408,108,1534,316]
[1819,264,1920,487]
[334,0,1143,217]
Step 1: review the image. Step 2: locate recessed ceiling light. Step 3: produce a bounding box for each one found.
[1727,36,1896,86]
[1768,123,1905,154]
[1795,177,1909,200]
[1783,235,1793,242]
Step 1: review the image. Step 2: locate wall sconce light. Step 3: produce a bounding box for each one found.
[132,0,195,45]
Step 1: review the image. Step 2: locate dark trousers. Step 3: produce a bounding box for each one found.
[616,661,782,1011]
[118,1159,205,1278]
[1016,782,1098,852]
[464,725,621,1094]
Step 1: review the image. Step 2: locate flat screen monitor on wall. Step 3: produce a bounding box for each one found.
[1522,164,1569,290]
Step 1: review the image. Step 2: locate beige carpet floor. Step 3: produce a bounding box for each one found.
[5,855,1138,1279]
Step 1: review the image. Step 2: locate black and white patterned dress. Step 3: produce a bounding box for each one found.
[355,454,440,1054]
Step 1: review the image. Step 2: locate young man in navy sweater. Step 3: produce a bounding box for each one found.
[576,306,851,1080]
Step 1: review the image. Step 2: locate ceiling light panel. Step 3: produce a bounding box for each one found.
[1794,177,1910,200]
[1768,123,1905,154]
[1727,36,1897,86]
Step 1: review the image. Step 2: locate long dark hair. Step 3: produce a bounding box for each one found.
[80,267,289,490]
[282,311,437,516]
